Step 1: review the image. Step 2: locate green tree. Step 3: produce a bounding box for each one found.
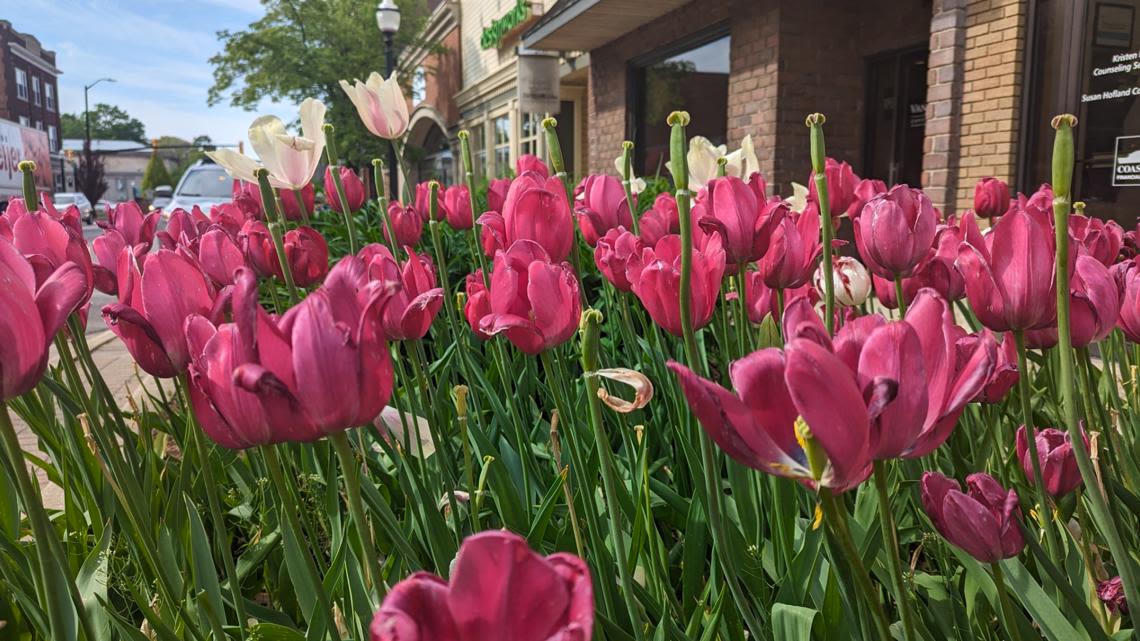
[60,103,147,143]
[208,0,433,168]
[141,148,174,192]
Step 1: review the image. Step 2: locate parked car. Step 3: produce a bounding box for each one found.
[53,192,96,224]
[149,185,173,212]
[164,161,232,215]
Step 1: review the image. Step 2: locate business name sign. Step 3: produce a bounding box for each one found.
[481,0,531,50]
[0,119,52,197]
[1114,135,1140,186]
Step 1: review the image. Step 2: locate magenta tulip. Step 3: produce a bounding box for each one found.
[280,183,315,221]
[669,338,873,492]
[103,249,215,378]
[185,264,393,448]
[806,157,859,217]
[575,175,634,247]
[1117,257,1140,343]
[360,244,444,341]
[921,472,1025,562]
[6,201,95,299]
[3,196,83,238]
[0,237,88,400]
[516,154,549,178]
[693,176,783,265]
[758,202,822,290]
[443,184,474,230]
[848,178,887,219]
[99,201,159,247]
[594,227,646,292]
[1070,214,1123,267]
[855,185,938,279]
[478,172,574,262]
[628,234,726,337]
[1016,426,1086,498]
[464,270,491,340]
[972,177,1011,219]
[231,180,264,220]
[744,273,816,324]
[384,201,425,248]
[238,221,329,287]
[956,204,1060,331]
[963,330,1018,403]
[198,227,247,287]
[640,192,680,246]
[324,166,366,212]
[370,530,593,641]
[1026,254,1120,349]
[1098,577,1128,614]
[158,207,211,250]
[414,181,445,221]
[478,240,581,354]
[487,178,511,214]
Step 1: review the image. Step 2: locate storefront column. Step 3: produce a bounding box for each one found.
[923,0,967,215]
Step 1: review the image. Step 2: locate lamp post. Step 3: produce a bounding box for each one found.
[82,77,115,198]
[377,0,401,200]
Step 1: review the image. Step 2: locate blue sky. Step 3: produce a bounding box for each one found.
[6,0,288,146]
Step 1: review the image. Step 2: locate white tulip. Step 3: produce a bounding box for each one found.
[666,135,759,190]
[785,181,810,213]
[206,98,327,191]
[340,71,410,140]
[204,148,265,185]
[816,256,872,307]
[613,154,646,195]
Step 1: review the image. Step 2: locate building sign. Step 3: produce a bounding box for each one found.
[1113,135,1140,186]
[481,0,531,50]
[518,49,561,114]
[1083,46,1140,103]
[0,118,52,197]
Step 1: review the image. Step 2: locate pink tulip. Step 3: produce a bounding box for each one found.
[694,176,784,265]
[103,249,215,378]
[962,330,1018,403]
[1026,254,1120,348]
[956,204,1060,331]
[855,185,938,279]
[758,201,822,289]
[231,180,264,220]
[443,185,474,230]
[185,264,394,448]
[1015,426,1086,498]
[478,240,581,354]
[669,338,873,492]
[5,201,95,300]
[848,178,887,219]
[628,234,726,337]
[1098,577,1128,614]
[198,227,247,287]
[920,472,1024,563]
[100,201,159,247]
[384,201,425,248]
[1117,257,1140,344]
[478,172,574,262]
[239,221,329,287]
[359,244,443,341]
[806,157,859,217]
[487,178,511,214]
[973,177,1011,218]
[158,207,211,250]
[516,154,549,178]
[575,175,634,247]
[414,181,446,221]
[280,183,316,221]
[324,166,366,213]
[0,237,88,400]
[743,273,816,324]
[1070,214,1123,267]
[3,196,83,238]
[594,227,646,292]
[640,192,680,246]
[369,530,593,641]
[464,270,491,340]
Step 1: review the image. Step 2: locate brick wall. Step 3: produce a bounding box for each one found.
[924,0,968,214]
[424,27,462,125]
[953,0,1026,212]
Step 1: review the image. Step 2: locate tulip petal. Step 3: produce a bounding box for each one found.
[370,573,457,641]
[858,322,927,459]
[33,261,86,341]
[941,490,1004,562]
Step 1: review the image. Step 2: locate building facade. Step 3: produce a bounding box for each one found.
[521,0,1139,224]
[0,20,62,159]
[61,139,171,203]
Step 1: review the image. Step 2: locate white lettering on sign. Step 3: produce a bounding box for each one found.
[1113,135,1140,187]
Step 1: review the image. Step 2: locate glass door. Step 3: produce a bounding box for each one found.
[863,45,929,187]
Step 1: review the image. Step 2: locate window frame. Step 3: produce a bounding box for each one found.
[15,68,29,101]
[48,125,58,151]
[32,76,41,106]
[490,108,512,178]
[45,82,55,111]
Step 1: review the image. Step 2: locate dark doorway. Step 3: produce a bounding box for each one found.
[864,45,929,187]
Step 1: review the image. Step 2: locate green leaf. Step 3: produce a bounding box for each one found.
[771,602,819,641]
[249,622,308,641]
[998,558,1086,641]
[76,523,113,641]
[184,496,226,633]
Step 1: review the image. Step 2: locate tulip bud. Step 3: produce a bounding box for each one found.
[324,166,366,212]
[973,177,1011,218]
[920,472,1025,563]
[816,256,871,307]
[854,185,938,279]
[1015,426,1086,498]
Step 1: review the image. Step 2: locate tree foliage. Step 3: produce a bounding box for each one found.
[208,0,433,168]
[61,103,147,143]
[156,135,214,184]
[76,143,108,204]
[141,149,174,192]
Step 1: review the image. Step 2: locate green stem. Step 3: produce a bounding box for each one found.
[292,188,311,226]
[806,114,836,335]
[371,158,400,257]
[1013,330,1064,569]
[668,110,764,638]
[1050,115,1140,638]
[819,488,892,641]
[619,141,640,235]
[736,264,751,356]
[329,431,385,596]
[581,310,645,640]
[261,444,340,639]
[18,160,38,206]
[872,461,916,641]
[991,562,1024,641]
[457,131,492,287]
[894,276,908,317]
[322,124,358,254]
[255,169,300,303]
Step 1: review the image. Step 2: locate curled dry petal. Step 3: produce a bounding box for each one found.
[593,368,653,413]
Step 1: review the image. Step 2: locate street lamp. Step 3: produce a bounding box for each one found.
[377,0,400,200]
[82,77,115,198]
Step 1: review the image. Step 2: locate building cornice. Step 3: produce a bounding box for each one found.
[399,1,459,69]
[7,43,62,76]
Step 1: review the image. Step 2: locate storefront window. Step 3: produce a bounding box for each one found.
[1023,0,1140,224]
[493,114,512,177]
[469,123,487,180]
[632,32,730,176]
[521,112,543,158]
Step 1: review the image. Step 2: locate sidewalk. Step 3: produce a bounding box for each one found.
[13,329,162,510]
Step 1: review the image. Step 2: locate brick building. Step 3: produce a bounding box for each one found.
[522,0,1139,223]
[0,20,62,155]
